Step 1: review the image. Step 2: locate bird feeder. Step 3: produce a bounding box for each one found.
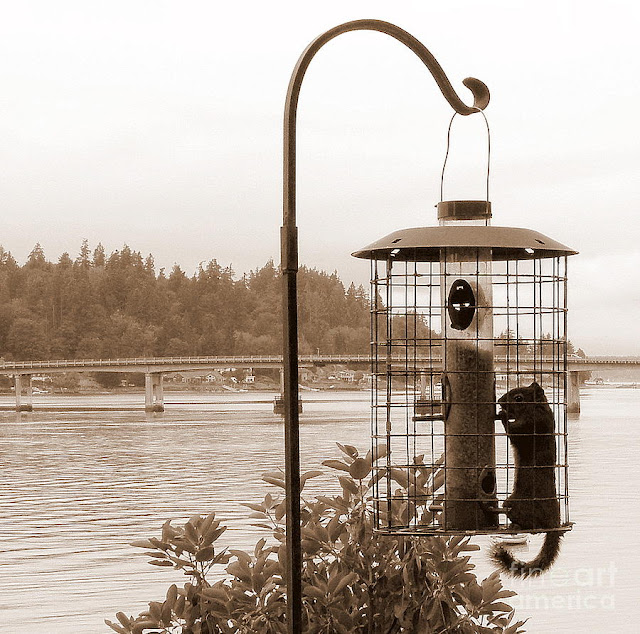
[352,200,577,536]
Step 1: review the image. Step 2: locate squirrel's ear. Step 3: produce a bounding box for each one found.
[530,381,545,398]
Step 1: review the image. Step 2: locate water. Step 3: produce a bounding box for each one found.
[0,388,638,633]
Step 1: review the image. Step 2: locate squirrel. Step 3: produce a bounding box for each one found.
[491,382,562,577]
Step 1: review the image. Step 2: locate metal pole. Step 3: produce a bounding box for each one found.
[281,19,489,632]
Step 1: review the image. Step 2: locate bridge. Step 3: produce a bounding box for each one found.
[0,355,637,412]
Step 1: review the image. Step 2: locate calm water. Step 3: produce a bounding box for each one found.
[0,388,638,633]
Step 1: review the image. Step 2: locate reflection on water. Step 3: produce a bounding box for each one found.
[0,388,638,633]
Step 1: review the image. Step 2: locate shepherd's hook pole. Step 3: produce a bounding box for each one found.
[280,19,489,633]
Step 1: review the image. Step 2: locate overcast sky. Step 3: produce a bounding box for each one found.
[1,0,638,355]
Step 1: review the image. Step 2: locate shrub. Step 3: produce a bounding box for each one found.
[107,443,526,633]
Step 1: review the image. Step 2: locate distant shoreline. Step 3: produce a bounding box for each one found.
[0,383,638,401]
[0,385,368,397]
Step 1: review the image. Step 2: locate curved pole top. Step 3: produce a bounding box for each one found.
[286,19,489,117]
[283,19,490,228]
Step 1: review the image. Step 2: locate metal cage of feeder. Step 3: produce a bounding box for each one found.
[352,199,577,536]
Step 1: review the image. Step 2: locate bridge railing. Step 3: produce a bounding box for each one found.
[0,354,637,373]
[0,354,373,372]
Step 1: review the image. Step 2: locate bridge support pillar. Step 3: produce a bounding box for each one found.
[567,371,580,414]
[14,374,33,412]
[145,373,164,412]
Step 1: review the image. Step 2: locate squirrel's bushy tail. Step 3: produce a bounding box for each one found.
[491,531,562,577]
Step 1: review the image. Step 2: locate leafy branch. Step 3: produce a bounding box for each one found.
[107,443,526,634]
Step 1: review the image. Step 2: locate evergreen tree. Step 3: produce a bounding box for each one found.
[26,243,46,268]
[93,243,106,268]
[76,239,91,269]
[0,246,374,360]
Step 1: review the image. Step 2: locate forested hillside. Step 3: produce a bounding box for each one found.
[0,241,370,361]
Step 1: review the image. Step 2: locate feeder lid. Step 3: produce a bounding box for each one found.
[351,225,578,262]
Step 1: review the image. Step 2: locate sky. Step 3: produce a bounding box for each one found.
[1,0,638,355]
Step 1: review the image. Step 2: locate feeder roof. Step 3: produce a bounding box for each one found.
[351,225,578,261]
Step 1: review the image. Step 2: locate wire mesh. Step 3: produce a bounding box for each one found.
[370,251,571,536]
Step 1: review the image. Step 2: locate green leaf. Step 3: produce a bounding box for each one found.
[148,551,169,558]
[212,549,230,565]
[202,525,226,545]
[184,521,198,543]
[199,512,216,536]
[243,502,267,512]
[147,601,162,622]
[116,612,131,628]
[457,542,481,553]
[195,546,215,562]
[467,581,483,606]
[160,601,171,625]
[132,622,158,634]
[504,619,529,634]
[275,500,286,521]
[161,520,179,543]
[338,476,359,494]
[300,470,324,489]
[485,601,516,613]
[227,560,251,582]
[304,585,326,600]
[129,539,156,549]
[327,515,344,542]
[201,586,228,601]
[149,537,167,549]
[229,549,252,563]
[336,443,358,458]
[321,459,350,472]
[332,571,359,594]
[349,457,371,480]
[367,442,388,464]
[262,476,286,489]
[172,538,196,554]
[389,468,410,488]
[104,620,128,634]
[174,594,186,616]
[165,584,178,605]
[495,589,518,599]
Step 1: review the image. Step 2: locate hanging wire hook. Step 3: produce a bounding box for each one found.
[440,109,491,202]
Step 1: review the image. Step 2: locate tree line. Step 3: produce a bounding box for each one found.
[0,241,585,363]
[0,241,370,361]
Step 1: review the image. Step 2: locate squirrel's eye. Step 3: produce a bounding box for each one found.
[514,394,524,402]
